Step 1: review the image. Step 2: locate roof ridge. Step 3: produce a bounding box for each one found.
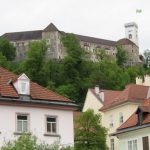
[2,30,42,35]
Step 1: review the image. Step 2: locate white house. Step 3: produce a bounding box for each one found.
[113,99,150,150]
[83,84,150,150]
[0,67,77,148]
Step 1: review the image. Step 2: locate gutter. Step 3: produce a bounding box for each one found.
[111,123,150,136]
[0,97,78,108]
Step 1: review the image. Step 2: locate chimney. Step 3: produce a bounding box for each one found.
[94,85,100,95]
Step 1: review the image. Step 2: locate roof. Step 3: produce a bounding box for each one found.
[100,84,149,111]
[117,99,150,131]
[116,38,137,46]
[0,67,70,102]
[43,23,59,32]
[1,22,116,46]
[91,89,121,104]
[75,34,116,46]
[1,30,42,41]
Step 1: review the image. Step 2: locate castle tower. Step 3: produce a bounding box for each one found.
[124,22,139,46]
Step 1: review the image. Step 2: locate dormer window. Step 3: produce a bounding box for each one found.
[13,73,30,95]
[21,82,27,94]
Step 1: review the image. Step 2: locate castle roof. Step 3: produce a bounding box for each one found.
[43,23,59,32]
[116,38,137,46]
[1,23,116,46]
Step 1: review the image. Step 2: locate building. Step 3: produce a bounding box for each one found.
[113,99,150,150]
[0,67,77,148]
[83,84,150,150]
[1,22,140,64]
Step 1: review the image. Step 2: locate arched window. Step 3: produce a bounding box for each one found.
[129,34,132,39]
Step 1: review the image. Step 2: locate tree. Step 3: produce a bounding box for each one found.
[61,34,90,103]
[0,38,16,61]
[90,60,130,90]
[94,48,109,61]
[116,45,128,67]
[21,40,47,85]
[75,109,108,150]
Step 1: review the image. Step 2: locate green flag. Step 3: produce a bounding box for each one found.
[136,9,142,13]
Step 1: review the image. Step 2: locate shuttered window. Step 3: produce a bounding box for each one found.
[143,136,149,150]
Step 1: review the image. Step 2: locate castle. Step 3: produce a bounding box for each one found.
[1,22,141,64]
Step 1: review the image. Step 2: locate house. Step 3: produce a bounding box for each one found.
[0,67,77,148]
[1,22,140,64]
[113,99,150,150]
[83,84,150,150]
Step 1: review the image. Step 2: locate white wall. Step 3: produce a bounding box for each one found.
[118,127,150,150]
[0,105,74,148]
[103,102,139,150]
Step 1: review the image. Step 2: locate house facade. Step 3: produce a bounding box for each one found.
[1,22,140,64]
[113,99,150,150]
[83,84,150,150]
[0,67,77,148]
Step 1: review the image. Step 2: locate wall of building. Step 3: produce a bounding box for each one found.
[102,102,140,150]
[0,105,74,148]
[82,89,104,124]
[118,127,150,150]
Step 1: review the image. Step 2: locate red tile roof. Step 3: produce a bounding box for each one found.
[0,67,70,102]
[118,99,150,130]
[100,84,149,111]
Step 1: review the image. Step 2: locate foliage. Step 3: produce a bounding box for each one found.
[75,109,108,150]
[94,48,110,61]
[116,45,128,67]
[19,40,47,85]
[0,38,16,61]
[90,60,130,90]
[0,34,150,107]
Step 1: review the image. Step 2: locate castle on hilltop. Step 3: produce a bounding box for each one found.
[1,22,141,65]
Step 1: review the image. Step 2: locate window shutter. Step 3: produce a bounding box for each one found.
[143,136,149,150]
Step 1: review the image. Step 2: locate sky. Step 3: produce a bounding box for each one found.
[0,0,149,54]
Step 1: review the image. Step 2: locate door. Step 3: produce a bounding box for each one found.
[143,136,149,150]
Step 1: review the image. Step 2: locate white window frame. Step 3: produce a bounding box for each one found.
[110,139,114,150]
[109,115,113,127]
[20,82,27,94]
[128,139,138,150]
[16,113,30,133]
[45,115,58,134]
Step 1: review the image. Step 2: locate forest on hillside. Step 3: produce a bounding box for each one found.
[0,34,150,106]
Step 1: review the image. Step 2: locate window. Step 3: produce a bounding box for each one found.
[119,112,123,124]
[46,117,57,134]
[17,114,29,132]
[128,139,138,150]
[110,139,114,150]
[109,115,113,127]
[21,82,27,94]
[129,34,132,39]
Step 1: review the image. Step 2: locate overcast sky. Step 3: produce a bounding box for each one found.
[0,0,149,53]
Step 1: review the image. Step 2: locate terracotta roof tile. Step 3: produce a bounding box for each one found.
[100,84,149,111]
[118,99,150,130]
[0,67,70,102]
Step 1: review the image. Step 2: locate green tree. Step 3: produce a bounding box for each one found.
[94,48,109,61]
[90,60,130,90]
[61,34,91,103]
[0,38,16,61]
[75,109,108,150]
[21,40,47,85]
[116,45,128,67]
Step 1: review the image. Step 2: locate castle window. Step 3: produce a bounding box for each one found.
[129,34,132,39]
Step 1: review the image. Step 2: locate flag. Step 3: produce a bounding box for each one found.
[136,9,142,13]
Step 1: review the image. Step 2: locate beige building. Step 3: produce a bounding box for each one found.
[1,22,140,64]
[83,84,150,150]
[113,99,150,150]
